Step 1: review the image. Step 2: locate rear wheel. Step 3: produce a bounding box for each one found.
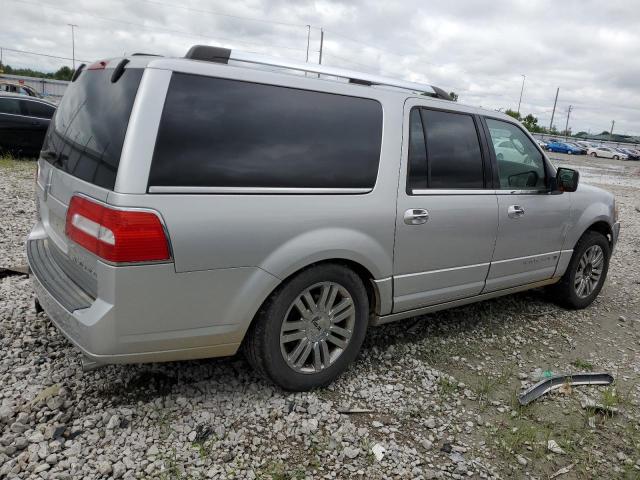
[613,155,620,160]
[590,152,597,157]
[244,264,369,391]
[547,231,610,309]
[567,150,572,155]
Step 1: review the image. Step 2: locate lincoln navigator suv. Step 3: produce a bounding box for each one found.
[27,46,620,391]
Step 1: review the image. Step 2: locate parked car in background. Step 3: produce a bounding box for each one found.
[27,46,619,391]
[565,142,588,155]
[0,92,56,157]
[588,146,627,160]
[546,141,584,155]
[616,147,640,160]
[0,81,43,98]
[535,139,548,150]
[576,141,595,150]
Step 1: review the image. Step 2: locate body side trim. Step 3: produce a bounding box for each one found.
[372,277,559,326]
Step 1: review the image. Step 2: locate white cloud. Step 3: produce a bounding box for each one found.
[2,0,638,134]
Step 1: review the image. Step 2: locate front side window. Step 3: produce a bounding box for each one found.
[406,107,485,191]
[486,118,546,190]
[150,74,383,189]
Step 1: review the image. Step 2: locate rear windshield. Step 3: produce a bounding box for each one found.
[149,73,383,190]
[42,67,143,190]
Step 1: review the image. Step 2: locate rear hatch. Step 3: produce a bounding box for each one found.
[36,61,144,293]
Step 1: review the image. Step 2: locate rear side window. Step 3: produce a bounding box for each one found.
[23,100,55,119]
[149,74,383,190]
[42,68,143,190]
[0,98,21,115]
[407,108,484,191]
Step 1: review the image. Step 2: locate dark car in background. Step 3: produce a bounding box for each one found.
[0,92,56,157]
[616,147,640,160]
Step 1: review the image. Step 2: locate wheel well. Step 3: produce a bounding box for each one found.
[584,221,613,244]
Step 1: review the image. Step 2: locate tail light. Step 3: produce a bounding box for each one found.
[65,196,170,263]
[87,60,107,70]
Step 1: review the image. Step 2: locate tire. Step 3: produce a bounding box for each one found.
[613,155,619,160]
[590,152,597,157]
[244,264,369,391]
[547,231,610,309]
[567,150,572,155]
[497,153,504,161]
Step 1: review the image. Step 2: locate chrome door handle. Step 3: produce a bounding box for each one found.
[507,205,525,218]
[404,208,429,225]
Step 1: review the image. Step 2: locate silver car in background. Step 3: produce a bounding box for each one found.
[28,46,620,390]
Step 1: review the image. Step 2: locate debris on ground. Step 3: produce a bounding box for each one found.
[547,439,566,454]
[550,463,576,478]
[518,372,614,405]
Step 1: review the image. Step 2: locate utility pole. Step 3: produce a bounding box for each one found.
[517,74,526,116]
[68,24,78,72]
[318,28,324,65]
[564,105,572,137]
[305,25,311,63]
[549,87,559,133]
[609,120,615,141]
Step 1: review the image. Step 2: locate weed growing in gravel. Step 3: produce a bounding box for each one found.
[437,376,459,396]
[571,358,595,371]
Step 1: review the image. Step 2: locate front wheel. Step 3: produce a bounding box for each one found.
[244,264,369,391]
[547,231,610,309]
[567,150,572,155]
[590,152,597,157]
[613,155,619,160]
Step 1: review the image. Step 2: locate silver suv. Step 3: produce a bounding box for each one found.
[28,46,620,391]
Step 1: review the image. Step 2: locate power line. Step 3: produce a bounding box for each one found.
[8,0,310,54]
[0,46,90,63]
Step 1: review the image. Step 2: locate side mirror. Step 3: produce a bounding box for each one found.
[556,167,579,192]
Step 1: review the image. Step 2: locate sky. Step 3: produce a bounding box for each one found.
[2,0,638,136]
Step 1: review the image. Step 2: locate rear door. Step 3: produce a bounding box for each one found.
[35,64,144,286]
[19,99,55,153]
[482,117,571,291]
[393,101,498,312]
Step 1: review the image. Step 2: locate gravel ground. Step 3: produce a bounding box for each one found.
[1,154,639,479]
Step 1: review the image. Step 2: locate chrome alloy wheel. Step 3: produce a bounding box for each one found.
[280,282,355,374]
[574,245,604,298]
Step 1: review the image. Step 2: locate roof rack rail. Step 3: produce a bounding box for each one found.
[184,45,451,100]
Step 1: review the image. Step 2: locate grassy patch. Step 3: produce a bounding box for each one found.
[571,358,594,371]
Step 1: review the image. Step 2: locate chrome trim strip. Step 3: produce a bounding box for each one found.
[372,277,559,326]
[490,251,561,265]
[411,189,496,195]
[148,186,372,194]
[395,262,490,279]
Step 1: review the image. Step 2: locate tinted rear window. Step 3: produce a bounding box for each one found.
[42,68,143,190]
[149,73,383,189]
[422,109,484,189]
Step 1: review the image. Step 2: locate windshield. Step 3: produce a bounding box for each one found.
[42,67,143,190]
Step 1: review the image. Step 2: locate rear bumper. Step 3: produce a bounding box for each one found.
[27,224,280,365]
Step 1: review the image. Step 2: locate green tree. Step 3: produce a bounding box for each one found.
[600,130,610,136]
[521,113,538,132]
[53,66,73,81]
[505,109,521,121]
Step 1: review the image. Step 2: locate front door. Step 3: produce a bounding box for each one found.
[482,117,571,292]
[393,101,498,313]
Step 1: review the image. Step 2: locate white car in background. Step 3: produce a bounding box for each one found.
[494,138,531,164]
[587,146,627,160]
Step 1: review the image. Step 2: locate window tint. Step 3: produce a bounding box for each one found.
[486,118,546,190]
[0,98,22,115]
[150,74,383,189]
[42,68,143,190]
[421,109,484,189]
[407,108,428,191]
[23,100,55,119]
